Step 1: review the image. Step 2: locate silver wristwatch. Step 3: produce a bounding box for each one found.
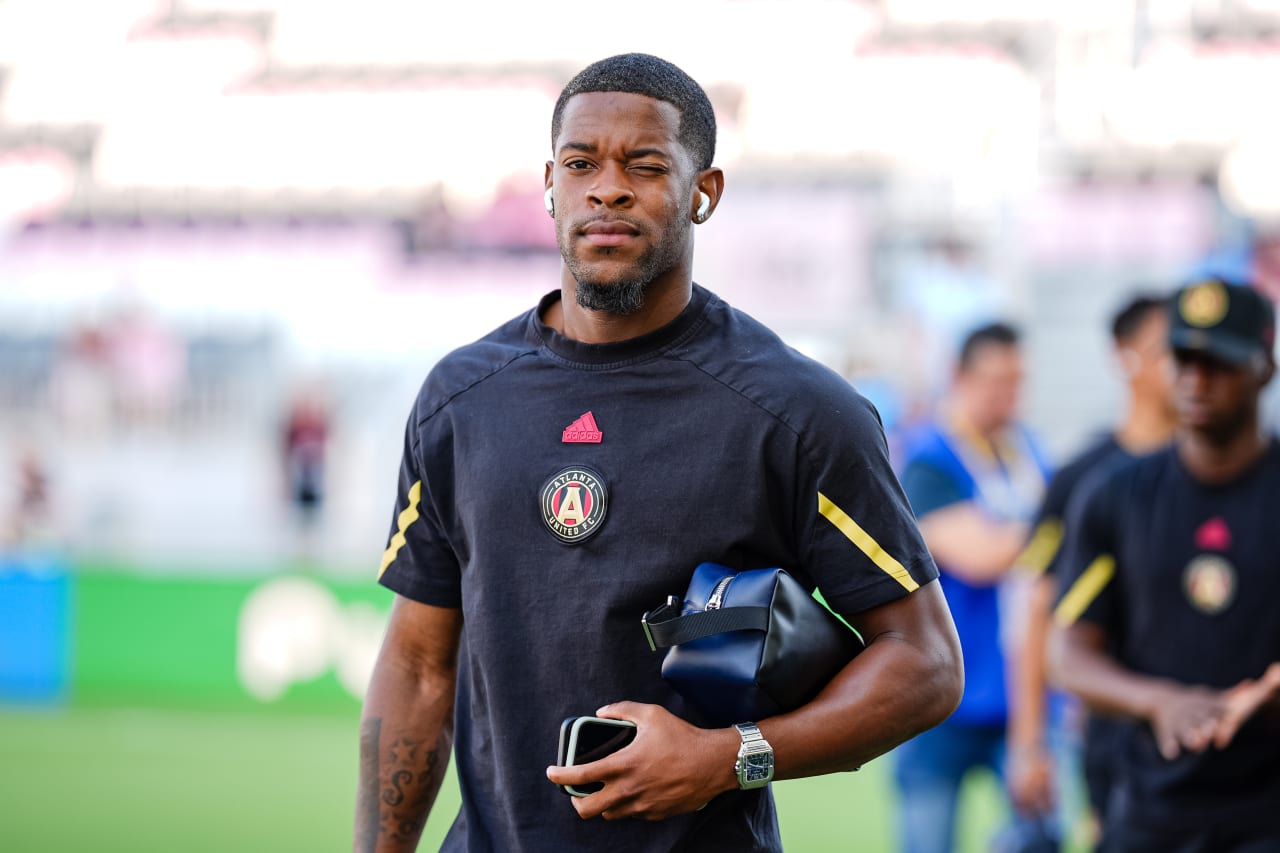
[733,722,774,790]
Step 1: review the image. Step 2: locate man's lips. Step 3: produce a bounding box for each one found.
[579,219,640,248]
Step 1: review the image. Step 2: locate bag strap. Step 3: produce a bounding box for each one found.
[642,601,771,651]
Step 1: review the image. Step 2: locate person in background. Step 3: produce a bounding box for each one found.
[1008,294,1176,846]
[895,322,1052,853]
[282,390,330,553]
[1051,280,1280,852]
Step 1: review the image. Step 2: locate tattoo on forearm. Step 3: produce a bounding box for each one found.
[382,770,412,806]
[378,734,448,844]
[356,718,383,852]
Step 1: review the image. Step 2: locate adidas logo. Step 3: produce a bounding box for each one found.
[562,411,603,444]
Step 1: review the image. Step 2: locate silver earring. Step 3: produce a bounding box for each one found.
[695,192,710,223]
[544,188,555,217]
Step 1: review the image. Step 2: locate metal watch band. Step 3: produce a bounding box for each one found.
[733,722,774,790]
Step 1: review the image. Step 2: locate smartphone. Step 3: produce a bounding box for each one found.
[555,716,637,797]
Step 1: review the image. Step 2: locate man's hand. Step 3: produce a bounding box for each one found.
[1006,745,1055,816]
[1214,662,1280,750]
[545,702,740,821]
[1148,664,1280,761]
[1149,684,1228,760]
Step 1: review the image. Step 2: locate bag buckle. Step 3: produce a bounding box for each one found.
[641,595,681,652]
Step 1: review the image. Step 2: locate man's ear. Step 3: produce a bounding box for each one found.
[692,168,725,223]
[1116,347,1141,378]
[1259,357,1276,388]
[545,161,553,188]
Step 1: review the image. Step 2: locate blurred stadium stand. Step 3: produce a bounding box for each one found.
[2,0,1279,569]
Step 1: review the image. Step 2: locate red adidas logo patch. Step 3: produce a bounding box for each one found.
[1195,517,1232,551]
[562,411,603,444]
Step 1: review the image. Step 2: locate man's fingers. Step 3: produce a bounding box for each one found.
[1158,727,1182,760]
[547,761,612,787]
[595,700,647,721]
[1213,676,1272,749]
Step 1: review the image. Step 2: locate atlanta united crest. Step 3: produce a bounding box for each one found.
[1183,554,1236,615]
[540,466,608,544]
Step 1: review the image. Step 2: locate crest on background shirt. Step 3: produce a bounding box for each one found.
[540,467,608,544]
[1183,555,1236,615]
[1179,281,1229,327]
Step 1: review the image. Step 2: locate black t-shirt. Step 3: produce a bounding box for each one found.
[378,285,940,853]
[1021,434,1122,577]
[1055,439,1280,832]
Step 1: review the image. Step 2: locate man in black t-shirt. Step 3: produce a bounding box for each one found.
[1007,295,1175,834]
[352,54,964,853]
[1050,280,1280,852]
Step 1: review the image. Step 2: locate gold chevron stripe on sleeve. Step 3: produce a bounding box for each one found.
[1017,518,1064,576]
[378,480,423,580]
[818,492,919,592]
[1053,554,1115,627]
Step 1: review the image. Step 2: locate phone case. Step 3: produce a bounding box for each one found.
[556,716,637,798]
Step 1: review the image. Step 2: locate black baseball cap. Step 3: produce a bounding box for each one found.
[1169,279,1276,367]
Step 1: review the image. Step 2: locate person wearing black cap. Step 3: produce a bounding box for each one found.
[1049,279,1280,852]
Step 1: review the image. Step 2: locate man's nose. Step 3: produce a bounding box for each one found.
[587,164,633,208]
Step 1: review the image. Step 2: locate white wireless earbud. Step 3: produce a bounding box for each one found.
[544,187,555,217]
[695,192,711,222]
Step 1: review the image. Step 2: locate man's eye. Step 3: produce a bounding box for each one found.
[633,165,665,174]
[566,160,591,170]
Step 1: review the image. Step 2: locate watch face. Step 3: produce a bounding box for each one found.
[744,753,773,783]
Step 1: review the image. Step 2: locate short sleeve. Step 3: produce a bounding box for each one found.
[799,395,940,618]
[1019,468,1075,577]
[1052,468,1121,630]
[376,409,462,608]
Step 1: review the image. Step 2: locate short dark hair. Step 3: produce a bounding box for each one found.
[958,322,1020,371]
[551,53,717,171]
[1110,294,1168,344]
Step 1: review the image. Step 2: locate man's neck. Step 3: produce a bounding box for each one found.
[549,273,692,344]
[1176,419,1269,485]
[949,406,1003,451]
[1114,396,1176,454]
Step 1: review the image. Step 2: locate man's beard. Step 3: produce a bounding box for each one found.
[558,214,685,316]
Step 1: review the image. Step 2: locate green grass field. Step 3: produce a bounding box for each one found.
[0,705,1014,852]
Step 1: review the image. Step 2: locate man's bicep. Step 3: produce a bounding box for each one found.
[848,578,957,653]
[378,595,464,680]
[841,579,964,724]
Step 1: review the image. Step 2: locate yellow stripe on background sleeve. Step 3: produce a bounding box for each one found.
[1017,519,1064,576]
[817,492,919,592]
[378,480,422,580]
[1053,554,1115,627]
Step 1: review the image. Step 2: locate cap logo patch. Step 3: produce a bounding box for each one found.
[1179,281,1229,328]
[540,466,608,544]
[1183,554,1236,615]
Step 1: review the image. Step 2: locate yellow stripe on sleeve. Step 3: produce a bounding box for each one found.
[1053,554,1115,627]
[817,492,919,593]
[377,480,422,580]
[1017,519,1064,576]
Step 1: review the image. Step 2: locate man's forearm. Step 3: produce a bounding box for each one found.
[919,506,1027,584]
[765,583,963,778]
[1048,623,1170,723]
[1008,577,1053,749]
[355,656,456,852]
